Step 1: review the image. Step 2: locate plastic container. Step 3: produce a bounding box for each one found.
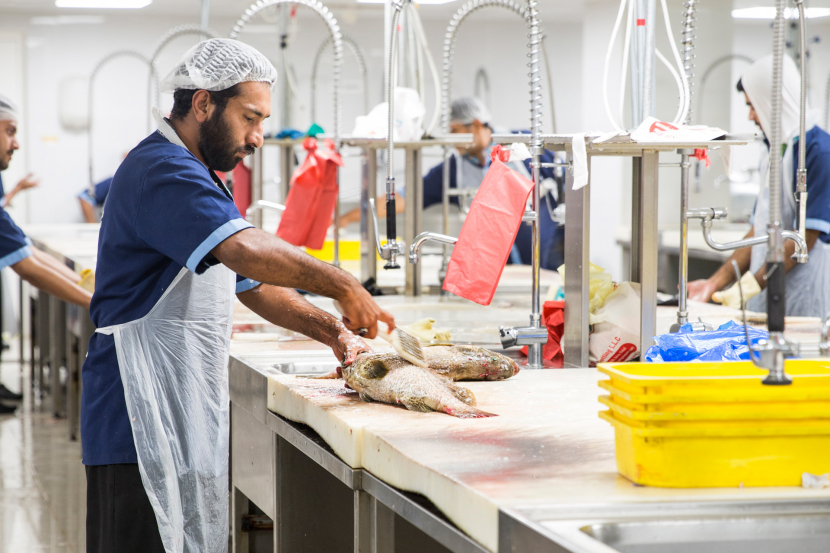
[600,410,830,487]
[598,361,830,403]
[599,394,830,421]
[305,239,362,262]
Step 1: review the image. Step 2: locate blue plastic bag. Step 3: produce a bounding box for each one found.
[645,321,769,363]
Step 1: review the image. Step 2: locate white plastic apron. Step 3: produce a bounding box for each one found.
[97,111,236,553]
[748,127,830,318]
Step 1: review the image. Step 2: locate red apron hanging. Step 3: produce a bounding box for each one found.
[443,145,535,305]
[231,163,252,217]
[277,137,344,249]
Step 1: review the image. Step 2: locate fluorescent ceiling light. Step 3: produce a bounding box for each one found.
[31,15,105,25]
[732,7,830,19]
[357,0,457,4]
[55,0,151,8]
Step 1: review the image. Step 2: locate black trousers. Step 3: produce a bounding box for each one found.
[85,463,165,553]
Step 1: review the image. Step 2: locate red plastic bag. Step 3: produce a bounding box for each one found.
[442,145,534,305]
[231,163,251,217]
[277,137,344,249]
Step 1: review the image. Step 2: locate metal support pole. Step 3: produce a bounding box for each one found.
[563,150,590,368]
[361,149,378,283]
[251,147,263,229]
[642,0,657,119]
[675,149,692,330]
[637,151,660,356]
[49,296,66,418]
[404,148,423,296]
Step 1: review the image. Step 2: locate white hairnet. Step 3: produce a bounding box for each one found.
[0,94,19,122]
[740,54,804,141]
[160,38,277,93]
[450,97,491,126]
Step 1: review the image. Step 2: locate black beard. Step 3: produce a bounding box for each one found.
[197,109,254,172]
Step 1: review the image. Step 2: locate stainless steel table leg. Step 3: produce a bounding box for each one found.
[37,290,49,398]
[251,148,263,229]
[635,151,659,356]
[361,148,378,284]
[232,487,251,553]
[280,144,293,204]
[404,148,423,297]
[374,499,395,553]
[19,277,24,366]
[49,295,67,417]
[563,150,590,368]
[66,315,77,440]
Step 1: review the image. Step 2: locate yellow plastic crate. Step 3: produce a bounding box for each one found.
[597,360,830,403]
[600,410,830,487]
[305,239,362,262]
[599,394,830,421]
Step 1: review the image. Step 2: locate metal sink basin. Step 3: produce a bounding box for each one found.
[581,513,830,553]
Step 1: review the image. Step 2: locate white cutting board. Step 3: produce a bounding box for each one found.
[268,370,830,553]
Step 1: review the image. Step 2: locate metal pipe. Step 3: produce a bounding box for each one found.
[697,54,753,125]
[310,35,370,123]
[527,0,543,370]
[473,67,491,108]
[382,0,406,270]
[88,50,155,190]
[231,0,343,266]
[795,0,808,244]
[641,0,657,118]
[409,232,458,264]
[245,200,286,221]
[675,1,696,330]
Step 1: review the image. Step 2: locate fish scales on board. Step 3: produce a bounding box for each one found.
[342,352,497,418]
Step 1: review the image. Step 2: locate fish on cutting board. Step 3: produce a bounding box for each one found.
[343,351,497,418]
[424,345,519,381]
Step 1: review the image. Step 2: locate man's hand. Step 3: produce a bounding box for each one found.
[336,285,395,339]
[687,279,720,303]
[330,323,372,368]
[3,173,39,208]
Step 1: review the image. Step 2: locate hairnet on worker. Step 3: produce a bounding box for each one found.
[450,97,491,126]
[0,95,19,122]
[160,38,278,93]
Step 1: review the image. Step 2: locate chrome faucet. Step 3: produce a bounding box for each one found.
[369,198,405,269]
[409,232,458,264]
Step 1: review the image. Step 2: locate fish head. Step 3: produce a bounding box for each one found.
[345,351,394,390]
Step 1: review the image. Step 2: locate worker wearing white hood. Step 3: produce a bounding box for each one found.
[688,54,830,318]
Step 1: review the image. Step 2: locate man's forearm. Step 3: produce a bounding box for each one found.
[32,248,81,282]
[237,284,343,348]
[13,257,91,308]
[212,228,360,300]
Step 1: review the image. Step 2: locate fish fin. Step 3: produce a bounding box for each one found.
[439,399,497,419]
[358,392,374,403]
[447,382,477,406]
[401,398,433,412]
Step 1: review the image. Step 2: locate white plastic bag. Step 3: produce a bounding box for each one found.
[352,87,425,142]
[589,282,641,364]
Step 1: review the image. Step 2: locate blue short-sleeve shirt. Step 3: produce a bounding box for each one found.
[794,126,830,243]
[81,130,260,466]
[0,206,32,269]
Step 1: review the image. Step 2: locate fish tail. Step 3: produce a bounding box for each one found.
[442,403,497,418]
[447,382,477,406]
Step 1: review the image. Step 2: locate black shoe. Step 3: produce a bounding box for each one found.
[0,401,16,414]
[0,383,22,401]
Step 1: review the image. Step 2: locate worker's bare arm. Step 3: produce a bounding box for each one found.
[79,199,97,224]
[687,228,755,302]
[12,255,91,309]
[32,247,83,282]
[237,284,371,365]
[212,228,394,338]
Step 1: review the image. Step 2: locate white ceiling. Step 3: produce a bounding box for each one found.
[0,0,577,21]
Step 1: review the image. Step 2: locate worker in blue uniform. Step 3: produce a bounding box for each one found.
[341,97,564,270]
[78,177,112,223]
[688,54,830,318]
[0,94,93,414]
[81,39,392,553]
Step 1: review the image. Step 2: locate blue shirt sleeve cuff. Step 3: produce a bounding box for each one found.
[235,278,261,294]
[805,218,830,235]
[185,218,254,273]
[0,244,32,270]
[78,190,96,207]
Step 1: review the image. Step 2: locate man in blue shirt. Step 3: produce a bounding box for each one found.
[82,40,393,553]
[77,176,112,223]
[0,94,94,414]
[688,55,830,317]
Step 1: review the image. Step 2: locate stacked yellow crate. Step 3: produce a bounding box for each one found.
[597,361,830,487]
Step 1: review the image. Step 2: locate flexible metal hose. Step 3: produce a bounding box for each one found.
[796,0,807,194]
[681,0,696,125]
[148,25,219,112]
[387,2,404,182]
[310,34,370,123]
[231,0,343,141]
[88,50,155,189]
[697,54,753,125]
[527,0,543,368]
[768,0,786,242]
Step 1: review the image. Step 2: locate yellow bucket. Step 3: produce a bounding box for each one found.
[305,240,361,262]
[597,361,830,403]
[600,410,830,487]
[599,394,830,421]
